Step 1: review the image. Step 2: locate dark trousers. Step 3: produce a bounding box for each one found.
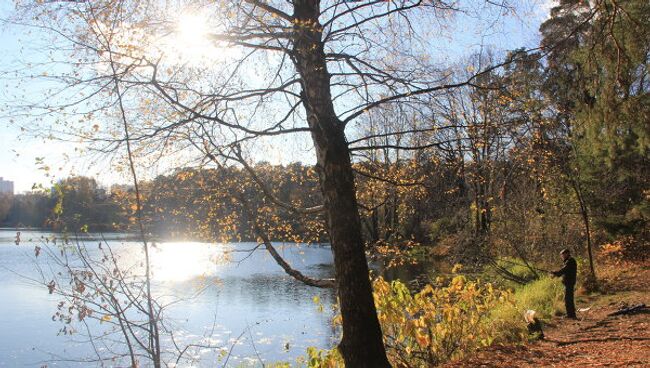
[564,284,576,318]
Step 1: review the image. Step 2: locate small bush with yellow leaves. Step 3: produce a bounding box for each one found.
[297,274,549,368]
[374,275,515,367]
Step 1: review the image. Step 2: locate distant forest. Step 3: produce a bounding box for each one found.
[0,165,325,241]
[1,136,647,262]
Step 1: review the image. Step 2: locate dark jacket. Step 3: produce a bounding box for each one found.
[553,257,577,286]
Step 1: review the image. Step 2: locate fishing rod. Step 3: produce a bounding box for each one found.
[499,258,554,274]
[479,255,555,275]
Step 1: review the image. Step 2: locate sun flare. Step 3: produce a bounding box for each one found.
[176,13,210,48]
[161,11,236,66]
[151,242,228,282]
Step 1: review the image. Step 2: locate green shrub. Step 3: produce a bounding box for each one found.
[488,276,563,343]
[486,300,525,343]
[514,276,563,318]
[426,217,454,242]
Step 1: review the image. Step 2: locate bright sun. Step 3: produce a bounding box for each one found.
[176,13,210,49]
[163,11,234,66]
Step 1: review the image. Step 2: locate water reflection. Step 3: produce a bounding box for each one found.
[0,230,337,367]
[150,242,229,282]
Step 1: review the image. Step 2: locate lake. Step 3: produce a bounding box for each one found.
[0,229,339,367]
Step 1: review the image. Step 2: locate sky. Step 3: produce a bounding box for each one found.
[0,1,556,193]
[0,1,95,193]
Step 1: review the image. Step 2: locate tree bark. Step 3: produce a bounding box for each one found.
[291,1,391,366]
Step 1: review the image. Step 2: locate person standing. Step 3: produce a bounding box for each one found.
[553,249,578,319]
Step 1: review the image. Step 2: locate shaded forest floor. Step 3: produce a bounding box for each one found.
[445,260,650,367]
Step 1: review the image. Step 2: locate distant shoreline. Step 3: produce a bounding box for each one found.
[0,228,332,246]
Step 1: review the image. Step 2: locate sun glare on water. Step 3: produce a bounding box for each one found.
[150,242,227,282]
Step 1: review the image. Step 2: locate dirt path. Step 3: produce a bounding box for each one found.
[446,262,650,367]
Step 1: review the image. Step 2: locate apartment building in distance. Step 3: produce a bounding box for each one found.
[0,177,14,195]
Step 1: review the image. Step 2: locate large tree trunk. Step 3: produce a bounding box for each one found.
[292,1,391,366]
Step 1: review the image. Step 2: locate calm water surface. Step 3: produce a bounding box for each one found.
[0,229,337,367]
